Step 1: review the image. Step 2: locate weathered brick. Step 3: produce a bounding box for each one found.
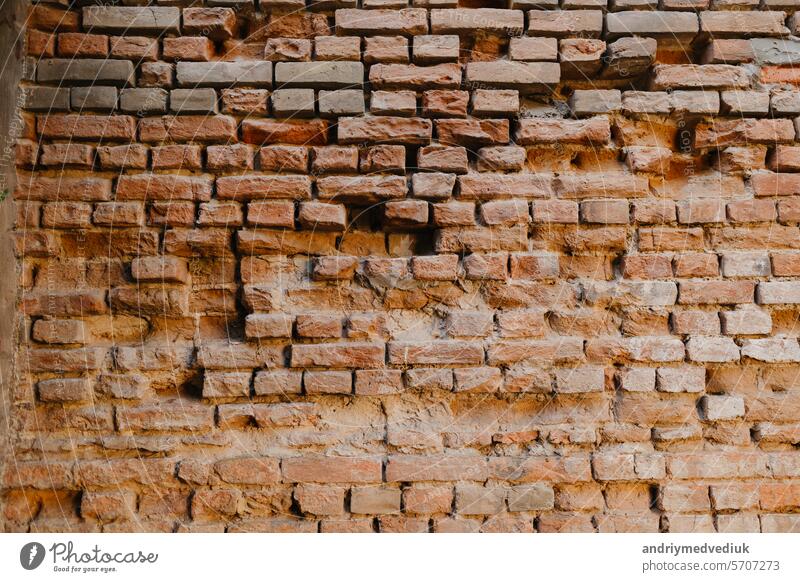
[217,175,311,201]
[741,338,800,362]
[203,371,251,399]
[291,343,384,369]
[701,11,788,38]
[163,37,214,62]
[176,61,273,88]
[338,116,431,144]
[276,62,363,89]
[679,281,754,305]
[283,456,382,483]
[318,175,406,203]
[364,36,409,65]
[71,86,117,112]
[437,119,509,146]
[387,455,488,482]
[315,36,361,61]
[38,377,92,402]
[388,341,484,365]
[686,337,740,363]
[38,58,134,86]
[191,489,241,520]
[651,65,751,91]
[25,86,69,112]
[471,90,519,117]
[82,7,180,34]
[432,8,523,35]
[414,35,459,64]
[560,38,606,79]
[465,61,559,94]
[336,9,428,36]
[509,36,558,62]
[528,10,603,38]
[39,114,135,141]
[606,11,698,40]
[459,173,552,199]
[116,401,213,432]
[695,119,795,149]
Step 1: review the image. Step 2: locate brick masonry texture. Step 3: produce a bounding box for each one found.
[6,0,800,534]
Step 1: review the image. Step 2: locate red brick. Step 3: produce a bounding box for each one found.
[695,119,795,149]
[217,175,311,201]
[150,145,201,170]
[183,8,237,41]
[214,457,281,485]
[338,116,432,145]
[388,340,484,365]
[39,115,136,141]
[336,9,428,36]
[192,489,242,520]
[679,281,754,305]
[57,33,108,58]
[242,119,328,145]
[282,456,382,483]
[291,343,384,369]
[295,485,345,516]
[139,115,237,143]
[651,65,750,91]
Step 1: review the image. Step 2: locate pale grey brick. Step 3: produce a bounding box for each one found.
[82,6,180,34]
[170,89,219,114]
[702,395,745,421]
[751,37,800,65]
[275,61,364,89]
[507,484,554,511]
[721,90,769,116]
[465,61,560,94]
[455,484,506,515]
[176,61,273,88]
[210,0,259,9]
[37,59,134,86]
[570,89,622,115]
[413,35,460,64]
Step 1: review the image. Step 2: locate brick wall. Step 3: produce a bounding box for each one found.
[5,0,800,533]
